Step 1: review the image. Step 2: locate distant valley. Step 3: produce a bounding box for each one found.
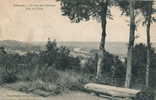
[0,40,156,57]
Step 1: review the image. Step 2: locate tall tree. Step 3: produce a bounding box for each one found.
[125,0,136,88]
[96,0,109,80]
[140,1,156,88]
[115,0,153,88]
[115,0,138,88]
[145,1,152,88]
[58,0,113,80]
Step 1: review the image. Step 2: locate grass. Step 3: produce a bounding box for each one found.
[1,66,155,99]
[0,68,95,97]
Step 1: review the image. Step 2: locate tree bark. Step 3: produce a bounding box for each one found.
[145,2,152,88]
[125,0,136,88]
[96,0,108,80]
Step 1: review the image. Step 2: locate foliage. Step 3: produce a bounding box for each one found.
[83,53,98,74]
[58,0,113,23]
[42,39,80,70]
[138,1,156,25]
[84,51,126,86]
[115,0,156,27]
[1,40,156,95]
[0,40,80,84]
[132,44,147,80]
[115,1,153,16]
[132,43,156,87]
[0,53,22,83]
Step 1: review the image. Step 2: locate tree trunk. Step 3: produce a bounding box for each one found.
[145,2,152,88]
[96,0,108,80]
[125,0,136,88]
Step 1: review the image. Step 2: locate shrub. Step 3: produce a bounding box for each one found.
[84,51,126,86]
[83,53,98,74]
[40,40,80,71]
[0,72,17,83]
[132,43,156,87]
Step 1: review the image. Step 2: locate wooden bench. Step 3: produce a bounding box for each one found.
[84,83,140,100]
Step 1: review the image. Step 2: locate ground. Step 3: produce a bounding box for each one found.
[0,86,108,100]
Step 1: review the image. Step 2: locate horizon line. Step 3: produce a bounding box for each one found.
[0,39,156,43]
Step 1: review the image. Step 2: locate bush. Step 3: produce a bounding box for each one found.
[40,40,80,71]
[83,53,98,74]
[0,73,17,83]
[0,53,21,83]
[132,43,156,87]
[84,51,126,86]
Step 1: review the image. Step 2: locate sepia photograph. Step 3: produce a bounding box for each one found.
[0,0,156,100]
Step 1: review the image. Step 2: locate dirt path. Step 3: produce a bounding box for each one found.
[0,87,108,100]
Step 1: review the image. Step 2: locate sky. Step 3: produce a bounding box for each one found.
[0,0,156,43]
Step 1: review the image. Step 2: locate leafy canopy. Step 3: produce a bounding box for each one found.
[139,1,156,25]
[58,0,113,23]
[116,0,156,24]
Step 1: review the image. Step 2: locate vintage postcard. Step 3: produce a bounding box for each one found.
[0,0,156,100]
